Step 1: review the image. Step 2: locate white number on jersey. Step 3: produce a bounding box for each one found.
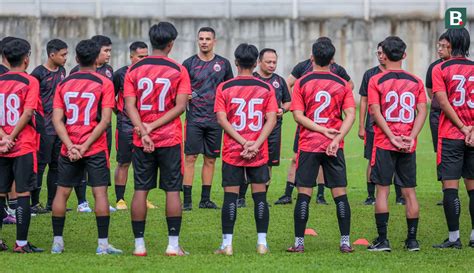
[231,98,264,132]
[64,92,96,125]
[452,75,474,108]
[0,94,20,126]
[138,77,171,111]
[385,91,416,123]
[313,91,331,123]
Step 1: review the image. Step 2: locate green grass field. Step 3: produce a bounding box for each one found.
[1,108,473,273]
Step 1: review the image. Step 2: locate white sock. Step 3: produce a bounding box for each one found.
[222,234,233,247]
[168,236,179,248]
[53,236,64,245]
[295,237,304,247]
[257,233,267,246]
[449,230,459,242]
[340,235,350,247]
[16,240,27,247]
[135,237,145,248]
[470,229,474,241]
[98,238,108,248]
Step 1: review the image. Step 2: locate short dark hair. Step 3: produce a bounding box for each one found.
[76,39,100,67]
[91,35,112,48]
[129,41,148,53]
[3,38,30,67]
[316,37,332,44]
[198,27,216,38]
[312,40,335,67]
[439,31,449,42]
[0,36,17,56]
[234,43,258,69]
[149,22,178,50]
[445,28,470,57]
[382,36,406,62]
[258,48,277,60]
[377,41,383,48]
[46,39,68,56]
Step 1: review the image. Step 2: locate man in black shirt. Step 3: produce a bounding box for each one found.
[30,39,68,213]
[182,27,233,210]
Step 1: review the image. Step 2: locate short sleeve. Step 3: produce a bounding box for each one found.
[290,81,305,111]
[281,77,291,103]
[182,57,191,72]
[214,83,226,113]
[53,83,65,109]
[417,81,427,104]
[431,64,446,94]
[101,79,116,108]
[70,65,79,76]
[224,59,234,81]
[290,63,302,79]
[358,71,370,96]
[177,68,192,95]
[342,84,356,110]
[112,70,122,96]
[30,66,42,82]
[265,86,279,113]
[367,77,380,105]
[24,77,39,110]
[123,71,136,98]
[425,62,435,89]
[333,64,351,81]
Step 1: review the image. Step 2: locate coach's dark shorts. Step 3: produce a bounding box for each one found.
[0,152,37,193]
[437,138,474,181]
[268,122,282,166]
[292,127,300,154]
[38,134,61,166]
[133,144,183,192]
[364,131,375,160]
[429,109,440,153]
[371,148,416,188]
[58,151,110,188]
[116,128,134,164]
[185,121,222,158]
[295,149,347,189]
[221,162,269,187]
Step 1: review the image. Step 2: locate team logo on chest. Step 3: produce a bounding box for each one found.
[213,63,222,72]
[60,73,65,80]
[105,69,112,78]
[272,80,280,89]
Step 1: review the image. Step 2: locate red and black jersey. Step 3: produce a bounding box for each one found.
[291,71,355,153]
[368,70,427,152]
[71,64,114,82]
[31,65,66,136]
[425,58,444,110]
[0,64,8,75]
[113,65,134,134]
[53,71,115,157]
[214,76,278,167]
[432,57,474,140]
[124,56,191,148]
[0,71,39,157]
[183,54,233,124]
[359,65,383,133]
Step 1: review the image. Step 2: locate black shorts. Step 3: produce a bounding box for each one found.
[116,128,134,164]
[268,123,282,166]
[295,149,347,189]
[364,131,375,160]
[132,144,183,192]
[292,127,300,154]
[221,162,269,187]
[58,151,110,188]
[185,122,222,158]
[38,134,61,166]
[0,152,37,193]
[429,109,440,153]
[370,148,416,188]
[437,138,474,181]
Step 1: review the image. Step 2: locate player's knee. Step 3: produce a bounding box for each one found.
[118,162,131,169]
[203,156,216,166]
[185,154,198,164]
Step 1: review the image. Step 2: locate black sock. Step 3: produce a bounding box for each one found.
[46,166,58,208]
[284,182,295,197]
[0,196,5,230]
[252,192,269,233]
[375,212,389,241]
[334,195,351,236]
[52,216,65,237]
[75,178,87,204]
[166,217,182,236]
[8,198,17,210]
[367,183,375,198]
[407,218,419,240]
[96,216,110,239]
[201,185,211,202]
[395,184,402,199]
[239,183,249,199]
[317,184,325,197]
[443,189,460,232]
[16,196,31,241]
[294,193,311,237]
[32,163,46,207]
[265,184,269,192]
[31,189,41,207]
[132,220,145,238]
[183,185,192,204]
[115,185,126,203]
[222,192,238,234]
[469,190,474,229]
